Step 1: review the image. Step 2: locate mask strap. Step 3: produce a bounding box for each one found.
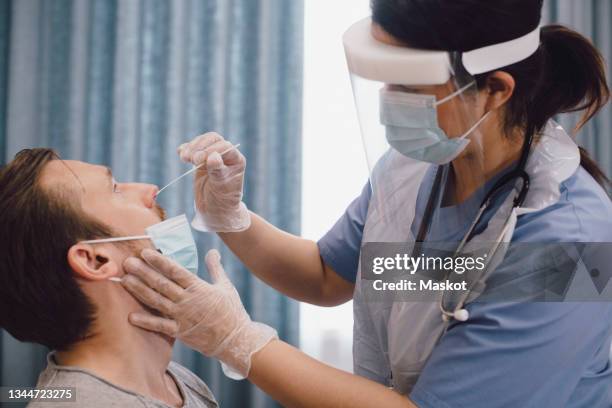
[459,111,491,140]
[434,81,476,106]
[81,236,151,244]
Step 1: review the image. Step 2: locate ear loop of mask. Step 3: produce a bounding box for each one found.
[433,80,490,140]
[433,81,476,107]
[458,110,491,140]
[80,236,152,283]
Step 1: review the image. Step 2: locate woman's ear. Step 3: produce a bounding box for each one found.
[67,243,119,281]
[484,71,516,111]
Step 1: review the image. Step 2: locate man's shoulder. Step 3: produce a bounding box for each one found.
[26,356,218,408]
[28,363,140,408]
[168,361,218,407]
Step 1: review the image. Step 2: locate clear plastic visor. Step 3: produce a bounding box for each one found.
[349,67,488,199]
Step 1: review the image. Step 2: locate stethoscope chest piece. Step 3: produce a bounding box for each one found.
[441,308,470,322]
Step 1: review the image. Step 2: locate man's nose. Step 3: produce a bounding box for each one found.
[123,183,159,208]
[143,184,159,208]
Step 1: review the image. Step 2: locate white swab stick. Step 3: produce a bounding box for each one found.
[155,143,241,197]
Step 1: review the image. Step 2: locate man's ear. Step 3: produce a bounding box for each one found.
[484,71,516,111]
[67,243,119,281]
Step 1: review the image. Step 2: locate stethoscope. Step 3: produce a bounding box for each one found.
[414,132,533,322]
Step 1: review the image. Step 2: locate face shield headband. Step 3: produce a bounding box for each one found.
[342,17,541,171]
[343,17,541,84]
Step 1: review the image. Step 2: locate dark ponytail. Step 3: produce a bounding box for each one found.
[493,24,610,186]
[371,0,611,188]
[540,26,609,187]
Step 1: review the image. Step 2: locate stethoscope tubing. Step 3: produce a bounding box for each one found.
[422,133,534,321]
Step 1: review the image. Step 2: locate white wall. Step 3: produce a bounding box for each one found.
[300,0,370,372]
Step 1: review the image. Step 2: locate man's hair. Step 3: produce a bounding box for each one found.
[0,148,113,350]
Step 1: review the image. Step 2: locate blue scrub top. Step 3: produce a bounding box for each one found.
[317,165,612,407]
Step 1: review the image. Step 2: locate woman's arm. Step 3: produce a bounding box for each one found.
[249,340,415,408]
[122,250,409,407]
[178,133,355,306]
[219,212,354,307]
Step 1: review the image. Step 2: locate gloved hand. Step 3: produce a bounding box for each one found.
[178,132,251,232]
[122,248,278,379]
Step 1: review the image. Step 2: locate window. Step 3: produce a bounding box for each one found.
[301,0,370,372]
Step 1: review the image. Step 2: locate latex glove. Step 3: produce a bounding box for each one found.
[122,248,278,379]
[178,132,251,232]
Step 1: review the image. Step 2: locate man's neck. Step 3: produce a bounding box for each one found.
[55,312,182,406]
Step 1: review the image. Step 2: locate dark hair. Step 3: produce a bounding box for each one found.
[0,149,112,350]
[372,0,610,187]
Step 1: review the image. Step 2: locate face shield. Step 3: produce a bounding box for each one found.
[343,18,540,237]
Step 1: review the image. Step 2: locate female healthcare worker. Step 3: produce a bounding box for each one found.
[121,0,612,406]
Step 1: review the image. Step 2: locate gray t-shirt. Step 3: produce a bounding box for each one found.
[28,352,218,408]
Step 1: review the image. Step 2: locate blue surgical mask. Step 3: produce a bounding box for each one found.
[81,214,199,276]
[145,214,199,274]
[379,83,490,165]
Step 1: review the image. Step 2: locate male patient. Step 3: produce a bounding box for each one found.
[0,148,218,408]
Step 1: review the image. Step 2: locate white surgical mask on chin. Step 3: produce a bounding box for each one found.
[81,214,199,279]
